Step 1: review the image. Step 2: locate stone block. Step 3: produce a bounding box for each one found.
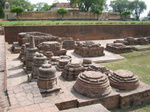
[118,82,150,108]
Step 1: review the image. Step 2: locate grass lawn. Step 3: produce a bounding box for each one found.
[0,20,150,26]
[101,50,150,112]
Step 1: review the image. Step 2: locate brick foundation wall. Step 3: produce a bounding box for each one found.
[18,12,120,20]
[4,25,150,44]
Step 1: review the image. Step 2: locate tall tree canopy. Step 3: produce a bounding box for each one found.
[129,0,146,20]
[34,2,50,11]
[9,0,31,11]
[69,0,106,12]
[109,0,130,16]
[0,0,5,8]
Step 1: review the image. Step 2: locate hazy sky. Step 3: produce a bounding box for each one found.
[29,0,150,18]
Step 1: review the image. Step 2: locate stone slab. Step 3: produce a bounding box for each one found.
[60,104,110,112]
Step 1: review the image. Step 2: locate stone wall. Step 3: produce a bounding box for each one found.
[4,25,150,44]
[18,12,120,20]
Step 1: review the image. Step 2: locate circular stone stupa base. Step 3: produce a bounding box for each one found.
[74,71,111,98]
[109,70,140,90]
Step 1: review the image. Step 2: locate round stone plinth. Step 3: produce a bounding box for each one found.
[74,71,111,98]
[109,70,140,90]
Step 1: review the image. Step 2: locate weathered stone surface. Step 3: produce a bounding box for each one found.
[38,41,67,56]
[25,36,38,72]
[109,70,140,90]
[62,38,76,50]
[18,32,62,46]
[106,43,132,54]
[56,59,70,71]
[61,62,85,81]
[114,36,150,45]
[37,64,57,89]
[74,71,111,98]
[32,53,47,79]
[74,41,105,57]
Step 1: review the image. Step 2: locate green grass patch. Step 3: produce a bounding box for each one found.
[101,50,150,112]
[0,20,150,26]
[101,50,150,84]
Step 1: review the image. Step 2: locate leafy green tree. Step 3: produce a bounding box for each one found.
[11,6,24,19]
[57,8,68,19]
[34,2,50,11]
[69,0,106,12]
[109,0,130,16]
[121,10,131,19]
[0,0,5,8]
[92,9,102,20]
[0,4,5,18]
[50,3,58,10]
[10,0,31,11]
[129,0,146,20]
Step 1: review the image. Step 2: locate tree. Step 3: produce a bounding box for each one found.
[0,0,5,8]
[121,10,131,19]
[34,2,50,11]
[92,9,102,20]
[69,0,106,12]
[0,8,5,19]
[147,11,150,17]
[10,0,31,11]
[11,6,24,19]
[129,0,146,20]
[50,3,58,10]
[57,8,68,19]
[0,4,5,18]
[109,0,130,16]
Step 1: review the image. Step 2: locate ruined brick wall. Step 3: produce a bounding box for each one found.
[4,25,150,44]
[18,12,120,20]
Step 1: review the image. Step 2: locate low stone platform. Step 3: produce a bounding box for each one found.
[132,45,150,51]
[60,104,110,112]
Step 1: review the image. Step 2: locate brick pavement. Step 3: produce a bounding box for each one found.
[0,35,9,112]
[7,82,59,112]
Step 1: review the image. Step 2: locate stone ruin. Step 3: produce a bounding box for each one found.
[37,41,67,56]
[18,32,62,46]
[25,36,38,72]
[12,32,67,53]
[61,62,85,81]
[74,41,105,57]
[32,53,47,79]
[62,37,76,50]
[114,37,150,45]
[109,70,140,90]
[37,64,57,89]
[106,43,132,53]
[73,71,111,98]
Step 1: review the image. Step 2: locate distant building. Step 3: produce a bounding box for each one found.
[50,3,79,12]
